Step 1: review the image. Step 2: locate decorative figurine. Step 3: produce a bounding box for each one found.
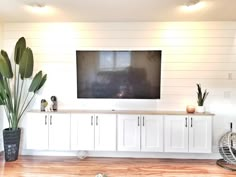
[40,99,48,111]
[50,96,57,111]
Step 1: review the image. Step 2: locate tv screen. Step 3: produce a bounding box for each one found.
[76,50,161,99]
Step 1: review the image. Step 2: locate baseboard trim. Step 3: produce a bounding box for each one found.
[21,150,221,160]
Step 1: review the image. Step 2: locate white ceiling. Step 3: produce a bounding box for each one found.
[0,0,235,22]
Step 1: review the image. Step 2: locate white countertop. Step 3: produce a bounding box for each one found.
[29,109,214,116]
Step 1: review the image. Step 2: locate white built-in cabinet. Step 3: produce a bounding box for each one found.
[141,115,163,152]
[22,111,213,154]
[188,116,212,153]
[94,114,116,151]
[22,112,70,151]
[164,115,212,153]
[70,113,116,151]
[117,114,163,152]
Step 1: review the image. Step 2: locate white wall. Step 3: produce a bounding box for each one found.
[0,107,3,152]
[0,22,3,151]
[2,22,236,149]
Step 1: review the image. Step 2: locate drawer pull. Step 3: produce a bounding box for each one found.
[91,116,93,126]
[50,115,52,125]
[45,115,47,125]
[96,116,98,126]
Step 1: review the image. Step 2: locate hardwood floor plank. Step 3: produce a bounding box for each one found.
[0,155,236,177]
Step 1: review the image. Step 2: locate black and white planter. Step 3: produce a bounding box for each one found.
[3,128,21,162]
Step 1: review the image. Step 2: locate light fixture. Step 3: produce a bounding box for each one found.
[185,0,200,7]
[28,3,46,12]
[180,0,205,11]
[30,3,45,8]
[25,2,53,14]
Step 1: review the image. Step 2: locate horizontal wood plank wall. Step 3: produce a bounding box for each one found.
[0,24,3,152]
[0,108,3,151]
[2,22,236,150]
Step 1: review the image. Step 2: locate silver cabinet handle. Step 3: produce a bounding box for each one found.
[191,117,193,127]
[185,117,188,127]
[138,116,140,126]
[143,116,145,126]
[96,116,98,126]
[91,116,93,126]
[45,115,47,125]
[50,115,52,125]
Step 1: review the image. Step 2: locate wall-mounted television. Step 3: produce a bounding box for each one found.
[76,50,162,99]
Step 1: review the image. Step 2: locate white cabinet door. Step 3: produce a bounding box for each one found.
[95,114,116,151]
[188,116,212,153]
[24,113,49,150]
[48,113,70,151]
[71,113,95,151]
[165,115,189,152]
[118,114,140,151]
[141,115,163,152]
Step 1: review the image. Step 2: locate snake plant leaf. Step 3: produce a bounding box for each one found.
[0,82,6,105]
[0,80,7,103]
[0,50,13,78]
[196,83,209,106]
[35,74,47,92]
[0,75,4,89]
[14,37,26,64]
[0,75,3,92]
[0,72,3,81]
[0,72,10,106]
[28,71,42,92]
[0,93,5,105]
[19,47,34,79]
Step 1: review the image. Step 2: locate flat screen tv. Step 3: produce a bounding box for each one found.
[76,50,161,99]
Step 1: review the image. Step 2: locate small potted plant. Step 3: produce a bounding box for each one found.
[196,83,209,113]
[0,37,47,161]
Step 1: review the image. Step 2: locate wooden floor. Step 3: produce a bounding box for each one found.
[0,155,236,177]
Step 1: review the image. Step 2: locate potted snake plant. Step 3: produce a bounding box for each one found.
[196,83,209,113]
[0,37,47,161]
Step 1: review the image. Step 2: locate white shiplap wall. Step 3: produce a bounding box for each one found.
[0,23,3,152]
[2,22,236,149]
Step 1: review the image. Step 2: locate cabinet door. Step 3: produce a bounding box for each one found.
[71,113,95,151]
[117,114,140,151]
[189,116,212,153]
[24,112,49,150]
[164,115,188,152]
[95,114,116,151]
[48,113,70,151]
[141,115,163,152]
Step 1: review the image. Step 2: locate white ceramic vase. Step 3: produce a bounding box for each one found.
[196,106,205,113]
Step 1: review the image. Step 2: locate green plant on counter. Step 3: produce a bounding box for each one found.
[0,37,47,130]
[196,83,209,106]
